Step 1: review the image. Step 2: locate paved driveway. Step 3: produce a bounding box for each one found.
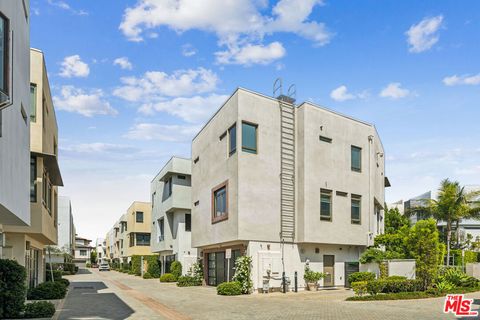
[56,269,480,320]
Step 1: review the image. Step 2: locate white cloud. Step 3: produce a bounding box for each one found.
[119,0,331,65]
[47,0,88,15]
[406,15,444,53]
[113,57,133,70]
[330,85,355,102]
[113,68,218,101]
[379,83,410,99]
[139,94,228,123]
[216,42,286,65]
[125,123,201,142]
[182,44,197,57]
[443,73,480,86]
[53,86,118,117]
[59,55,90,78]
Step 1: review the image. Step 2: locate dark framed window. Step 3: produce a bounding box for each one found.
[158,218,164,241]
[351,146,362,172]
[165,177,172,198]
[242,122,257,154]
[80,250,87,256]
[320,189,332,221]
[228,124,236,155]
[129,234,134,247]
[30,157,37,202]
[30,84,37,122]
[212,181,228,223]
[136,233,150,246]
[0,13,9,101]
[136,211,144,223]
[319,136,332,143]
[351,195,361,224]
[185,213,191,232]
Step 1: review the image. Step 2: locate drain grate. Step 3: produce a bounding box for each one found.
[73,286,95,290]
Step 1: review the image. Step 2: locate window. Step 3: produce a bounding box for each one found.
[212,182,228,223]
[178,175,186,180]
[129,234,134,247]
[151,192,155,207]
[136,211,144,223]
[136,233,150,246]
[193,157,199,164]
[165,177,172,198]
[185,213,191,232]
[30,84,36,122]
[336,191,348,197]
[242,122,257,154]
[228,124,236,155]
[79,250,87,256]
[351,195,361,224]
[158,218,164,241]
[319,136,332,143]
[30,157,36,202]
[351,146,362,172]
[320,189,332,221]
[0,14,9,102]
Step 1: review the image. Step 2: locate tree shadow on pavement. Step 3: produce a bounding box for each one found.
[58,281,134,320]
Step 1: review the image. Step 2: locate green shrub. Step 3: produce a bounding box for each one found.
[131,255,142,276]
[27,281,67,300]
[386,275,407,281]
[128,270,135,275]
[24,301,56,318]
[438,268,469,286]
[46,270,63,282]
[460,276,480,288]
[146,255,161,278]
[64,263,76,274]
[177,275,202,287]
[347,291,433,301]
[435,280,455,293]
[381,279,423,293]
[160,273,176,282]
[0,259,27,318]
[348,272,375,284]
[58,278,70,287]
[217,282,242,296]
[170,261,182,280]
[191,261,204,283]
[304,267,325,283]
[366,280,385,295]
[351,281,368,296]
[233,256,253,294]
[142,272,152,279]
[86,262,91,268]
[62,271,72,276]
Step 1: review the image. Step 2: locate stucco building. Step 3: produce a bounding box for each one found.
[57,196,75,255]
[151,157,196,275]
[3,48,63,288]
[191,88,387,290]
[74,236,93,267]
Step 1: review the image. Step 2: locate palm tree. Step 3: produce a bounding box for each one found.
[407,179,480,266]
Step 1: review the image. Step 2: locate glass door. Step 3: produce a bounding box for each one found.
[323,255,335,286]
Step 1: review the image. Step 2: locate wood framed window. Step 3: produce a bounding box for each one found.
[212,181,228,224]
[351,194,361,225]
[320,189,332,221]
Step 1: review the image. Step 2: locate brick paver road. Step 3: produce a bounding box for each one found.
[56,269,480,320]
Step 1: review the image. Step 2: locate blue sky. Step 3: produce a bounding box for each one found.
[31,0,480,241]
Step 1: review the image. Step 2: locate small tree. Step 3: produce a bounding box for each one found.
[232,256,253,294]
[0,259,27,318]
[405,219,443,289]
[90,249,97,264]
[170,261,182,280]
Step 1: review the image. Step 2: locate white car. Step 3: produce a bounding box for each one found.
[99,263,110,271]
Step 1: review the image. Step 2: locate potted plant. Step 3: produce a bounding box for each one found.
[304,266,325,291]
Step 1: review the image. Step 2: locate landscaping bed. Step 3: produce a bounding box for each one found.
[347,287,480,301]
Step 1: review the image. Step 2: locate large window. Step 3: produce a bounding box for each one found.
[79,250,87,256]
[165,177,172,199]
[320,189,332,221]
[158,218,164,241]
[0,14,9,101]
[228,124,236,155]
[30,84,36,122]
[136,211,144,223]
[136,233,150,246]
[351,146,362,172]
[185,213,191,232]
[212,182,228,223]
[242,122,257,154]
[351,195,361,224]
[30,157,36,202]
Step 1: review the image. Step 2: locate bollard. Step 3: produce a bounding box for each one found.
[282,271,286,293]
[294,271,298,292]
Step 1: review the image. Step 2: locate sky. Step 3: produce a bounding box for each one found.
[30,0,480,241]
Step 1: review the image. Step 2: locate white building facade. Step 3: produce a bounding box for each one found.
[151,157,196,275]
[57,196,75,255]
[192,88,386,291]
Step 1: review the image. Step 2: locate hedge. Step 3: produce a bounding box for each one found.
[0,259,27,318]
[366,279,423,295]
[171,261,182,280]
[46,270,62,282]
[27,281,67,300]
[348,272,375,285]
[347,286,480,301]
[131,255,142,276]
[145,255,161,278]
[160,273,176,282]
[143,272,152,279]
[217,282,242,296]
[450,250,479,265]
[24,301,56,318]
[177,275,202,287]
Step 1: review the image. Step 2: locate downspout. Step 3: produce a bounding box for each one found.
[368,135,374,244]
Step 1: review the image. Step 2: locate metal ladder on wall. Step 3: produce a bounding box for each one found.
[274,79,296,243]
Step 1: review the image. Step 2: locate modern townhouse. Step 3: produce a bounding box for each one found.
[3,48,63,288]
[95,237,106,263]
[124,202,152,263]
[73,236,93,267]
[0,1,31,255]
[151,157,197,275]
[57,196,76,255]
[191,88,387,291]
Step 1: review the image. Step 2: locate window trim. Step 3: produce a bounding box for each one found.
[211,180,228,224]
[351,145,362,172]
[320,189,332,222]
[351,194,362,225]
[135,211,144,223]
[241,121,258,154]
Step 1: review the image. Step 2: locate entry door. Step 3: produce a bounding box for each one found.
[215,252,226,285]
[323,255,335,286]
